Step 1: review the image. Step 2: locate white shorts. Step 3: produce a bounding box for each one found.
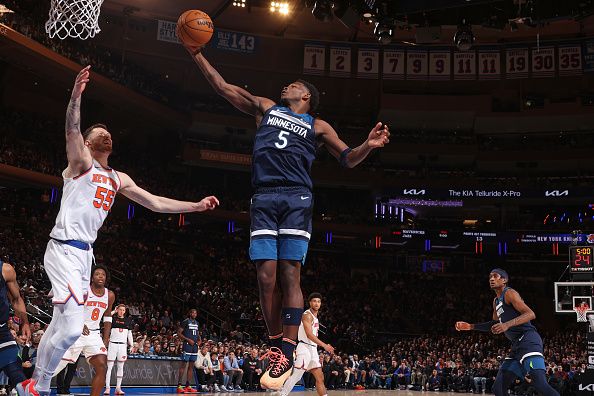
[44,239,93,305]
[107,342,128,362]
[294,342,321,371]
[62,331,107,362]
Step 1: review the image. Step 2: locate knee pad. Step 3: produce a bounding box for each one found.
[282,308,303,326]
[530,369,559,396]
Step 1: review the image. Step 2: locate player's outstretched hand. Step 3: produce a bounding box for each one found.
[367,122,390,148]
[185,44,203,56]
[455,321,472,331]
[72,65,91,99]
[195,196,220,212]
[491,322,508,335]
[324,343,335,354]
[21,322,31,343]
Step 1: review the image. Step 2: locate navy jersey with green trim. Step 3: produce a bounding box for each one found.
[494,287,537,342]
[182,318,199,343]
[252,105,317,190]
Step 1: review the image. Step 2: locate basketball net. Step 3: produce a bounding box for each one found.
[45,0,104,40]
[575,306,589,323]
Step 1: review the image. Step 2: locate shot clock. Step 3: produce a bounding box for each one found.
[570,246,594,274]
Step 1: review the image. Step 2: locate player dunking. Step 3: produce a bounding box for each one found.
[52,265,114,396]
[280,293,334,396]
[0,258,30,389]
[104,304,134,395]
[186,48,389,389]
[17,66,219,396]
[455,269,560,396]
[177,309,200,393]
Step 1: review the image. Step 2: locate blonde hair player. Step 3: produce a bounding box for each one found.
[52,265,115,396]
[104,304,134,395]
[280,293,334,396]
[16,66,219,396]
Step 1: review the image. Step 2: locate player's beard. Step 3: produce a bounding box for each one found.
[92,140,113,154]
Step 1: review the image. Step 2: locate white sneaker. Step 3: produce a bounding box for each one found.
[220,386,228,392]
[104,389,111,395]
[214,385,221,392]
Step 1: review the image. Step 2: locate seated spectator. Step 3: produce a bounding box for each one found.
[223,351,243,391]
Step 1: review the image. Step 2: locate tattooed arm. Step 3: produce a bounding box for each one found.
[65,66,93,177]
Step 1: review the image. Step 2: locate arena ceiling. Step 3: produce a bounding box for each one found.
[101,0,594,43]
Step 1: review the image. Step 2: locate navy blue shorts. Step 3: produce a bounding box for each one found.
[501,331,546,377]
[249,187,313,264]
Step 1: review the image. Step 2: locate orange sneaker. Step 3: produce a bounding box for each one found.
[259,347,293,390]
[177,386,185,393]
[184,387,198,393]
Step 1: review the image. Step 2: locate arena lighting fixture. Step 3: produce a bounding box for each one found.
[453,18,474,51]
[374,19,394,45]
[232,0,246,7]
[312,0,333,22]
[270,1,289,15]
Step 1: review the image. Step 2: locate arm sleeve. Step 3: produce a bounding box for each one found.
[472,320,498,332]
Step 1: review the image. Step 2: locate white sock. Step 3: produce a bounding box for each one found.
[280,367,305,395]
[32,302,84,392]
[116,361,125,389]
[106,361,114,389]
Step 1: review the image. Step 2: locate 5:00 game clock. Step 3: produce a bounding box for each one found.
[570,246,594,273]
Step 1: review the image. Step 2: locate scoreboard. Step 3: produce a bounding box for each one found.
[570,246,594,274]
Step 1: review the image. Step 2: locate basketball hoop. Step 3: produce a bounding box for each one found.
[45,0,104,40]
[574,305,590,323]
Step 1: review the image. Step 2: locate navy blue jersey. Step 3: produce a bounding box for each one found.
[0,261,10,327]
[181,318,199,343]
[252,105,317,190]
[494,287,536,342]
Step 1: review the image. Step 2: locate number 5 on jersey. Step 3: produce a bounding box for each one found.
[275,131,289,149]
[93,186,114,211]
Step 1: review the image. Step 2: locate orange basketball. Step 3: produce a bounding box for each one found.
[176,10,214,47]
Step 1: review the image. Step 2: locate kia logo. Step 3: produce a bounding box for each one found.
[545,190,569,197]
[403,189,426,196]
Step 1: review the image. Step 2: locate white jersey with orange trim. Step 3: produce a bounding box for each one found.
[84,287,109,331]
[50,160,120,244]
[298,309,319,345]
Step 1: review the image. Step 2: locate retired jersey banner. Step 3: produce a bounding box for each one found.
[506,48,529,79]
[531,46,555,78]
[453,51,476,80]
[558,44,582,76]
[382,49,405,80]
[357,47,379,79]
[478,48,501,80]
[329,47,351,77]
[303,43,326,75]
[406,50,428,80]
[584,40,594,73]
[429,49,451,80]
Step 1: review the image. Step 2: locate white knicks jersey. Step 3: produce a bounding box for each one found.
[50,160,120,244]
[84,288,109,331]
[298,309,319,345]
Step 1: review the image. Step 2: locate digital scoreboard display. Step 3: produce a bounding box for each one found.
[570,246,594,273]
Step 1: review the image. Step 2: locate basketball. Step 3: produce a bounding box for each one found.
[176,10,214,48]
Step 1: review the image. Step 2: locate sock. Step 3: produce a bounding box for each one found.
[186,381,190,387]
[106,361,114,389]
[268,333,283,350]
[281,367,304,395]
[33,303,84,392]
[116,361,124,389]
[281,338,297,363]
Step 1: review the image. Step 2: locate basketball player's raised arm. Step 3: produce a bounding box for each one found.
[454,300,498,332]
[188,52,275,117]
[102,290,115,346]
[316,119,390,168]
[3,263,30,342]
[65,66,93,175]
[302,313,334,354]
[117,171,219,213]
[491,289,536,335]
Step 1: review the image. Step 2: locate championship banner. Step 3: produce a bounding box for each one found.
[382,49,405,80]
[505,48,529,79]
[303,43,326,75]
[558,44,583,76]
[156,20,180,44]
[329,46,351,77]
[478,48,501,80]
[453,51,477,80]
[584,40,594,73]
[428,48,451,81]
[357,47,379,79]
[406,50,428,80]
[531,46,555,78]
